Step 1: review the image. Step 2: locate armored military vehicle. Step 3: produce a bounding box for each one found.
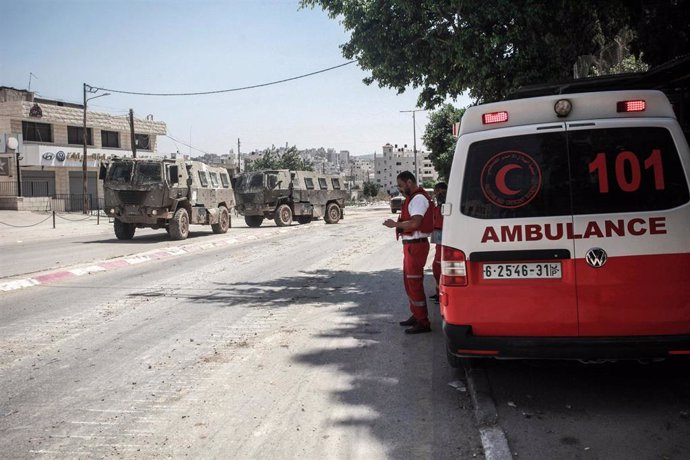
[101,158,235,240]
[234,169,348,227]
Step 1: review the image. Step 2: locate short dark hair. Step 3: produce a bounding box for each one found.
[434,182,448,190]
[397,171,416,183]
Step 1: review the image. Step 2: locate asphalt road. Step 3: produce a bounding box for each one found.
[0,208,482,459]
[1,207,688,459]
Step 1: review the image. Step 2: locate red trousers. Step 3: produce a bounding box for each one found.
[403,240,430,327]
[432,243,442,294]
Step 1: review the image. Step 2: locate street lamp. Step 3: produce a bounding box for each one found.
[400,109,428,182]
[82,84,110,214]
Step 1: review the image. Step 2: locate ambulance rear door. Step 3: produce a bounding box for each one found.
[567,119,690,336]
[451,123,579,337]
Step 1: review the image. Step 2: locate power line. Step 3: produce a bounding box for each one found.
[89,60,357,97]
[164,133,212,156]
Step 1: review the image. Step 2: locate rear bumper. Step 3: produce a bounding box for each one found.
[444,322,690,359]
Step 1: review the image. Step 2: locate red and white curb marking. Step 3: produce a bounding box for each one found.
[1,225,307,293]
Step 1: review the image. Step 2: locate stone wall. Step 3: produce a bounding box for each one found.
[0,196,52,211]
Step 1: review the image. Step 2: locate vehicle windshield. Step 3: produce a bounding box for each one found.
[107,161,134,183]
[237,173,265,192]
[134,162,162,185]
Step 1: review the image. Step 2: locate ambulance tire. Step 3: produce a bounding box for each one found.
[169,208,190,240]
[114,219,136,240]
[212,206,230,234]
[245,216,264,228]
[324,203,341,224]
[446,344,465,369]
[275,204,293,227]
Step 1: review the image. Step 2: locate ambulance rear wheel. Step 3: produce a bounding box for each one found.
[324,203,341,224]
[212,206,230,234]
[169,208,190,240]
[114,219,136,240]
[245,215,264,228]
[274,204,292,227]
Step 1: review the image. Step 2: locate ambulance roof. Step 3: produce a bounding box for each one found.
[459,90,676,136]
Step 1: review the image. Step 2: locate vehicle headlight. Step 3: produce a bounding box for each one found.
[151,209,158,216]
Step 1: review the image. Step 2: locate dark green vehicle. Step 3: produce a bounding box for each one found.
[101,158,235,240]
[234,169,348,227]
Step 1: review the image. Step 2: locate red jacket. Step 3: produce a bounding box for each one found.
[400,188,434,236]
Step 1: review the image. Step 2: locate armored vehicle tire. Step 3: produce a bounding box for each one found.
[169,208,190,240]
[212,206,231,234]
[114,219,136,240]
[245,215,264,228]
[296,215,312,225]
[274,204,293,227]
[324,202,341,224]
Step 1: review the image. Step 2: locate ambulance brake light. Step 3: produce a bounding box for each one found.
[617,100,646,113]
[441,246,467,287]
[482,111,509,125]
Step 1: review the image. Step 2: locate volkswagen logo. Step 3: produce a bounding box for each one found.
[56,151,66,162]
[585,248,608,268]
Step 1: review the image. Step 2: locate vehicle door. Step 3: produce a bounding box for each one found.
[567,119,690,336]
[455,123,579,336]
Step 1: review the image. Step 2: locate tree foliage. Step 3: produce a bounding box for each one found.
[301,0,688,107]
[362,181,381,199]
[248,146,314,172]
[422,104,466,180]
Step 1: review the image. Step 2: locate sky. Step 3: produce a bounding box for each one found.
[1,0,471,157]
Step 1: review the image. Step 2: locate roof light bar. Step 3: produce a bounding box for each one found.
[482,111,509,124]
[617,100,646,113]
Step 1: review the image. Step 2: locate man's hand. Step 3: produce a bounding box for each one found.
[383,219,397,228]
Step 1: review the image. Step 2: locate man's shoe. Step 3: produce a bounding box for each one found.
[429,294,439,301]
[404,323,431,334]
[399,316,417,326]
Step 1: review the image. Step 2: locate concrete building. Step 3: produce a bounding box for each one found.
[349,158,374,182]
[374,143,438,194]
[0,86,166,210]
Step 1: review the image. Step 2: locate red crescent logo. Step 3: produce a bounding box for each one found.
[495,164,521,195]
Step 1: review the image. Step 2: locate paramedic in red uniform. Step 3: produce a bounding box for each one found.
[430,182,447,303]
[383,171,434,334]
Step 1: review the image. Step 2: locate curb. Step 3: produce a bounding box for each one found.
[0,224,307,293]
[465,364,513,460]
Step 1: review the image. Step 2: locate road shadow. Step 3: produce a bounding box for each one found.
[173,268,482,458]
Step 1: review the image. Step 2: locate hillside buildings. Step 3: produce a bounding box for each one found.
[374,143,437,194]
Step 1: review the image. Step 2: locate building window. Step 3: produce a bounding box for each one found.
[67,126,93,145]
[101,130,120,148]
[22,121,52,142]
[396,162,401,166]
[135,134,150,150]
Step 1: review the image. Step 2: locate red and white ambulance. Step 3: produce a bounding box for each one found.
[440,89,690,363]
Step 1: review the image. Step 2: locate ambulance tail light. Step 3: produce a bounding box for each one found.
[441,245,467,286]
[617,100,646,113]
[482,111,509,125]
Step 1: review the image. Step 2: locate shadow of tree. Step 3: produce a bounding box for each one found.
[168,267,481,458]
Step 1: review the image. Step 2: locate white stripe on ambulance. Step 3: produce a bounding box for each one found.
[480,216,667,243]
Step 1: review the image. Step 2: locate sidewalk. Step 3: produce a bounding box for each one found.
[0,210,115,245]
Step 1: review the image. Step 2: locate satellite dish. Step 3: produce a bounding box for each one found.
[7,137,18,150]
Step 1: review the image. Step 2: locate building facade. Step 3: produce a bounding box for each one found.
[0,87,166,210]
[374,143,438,194]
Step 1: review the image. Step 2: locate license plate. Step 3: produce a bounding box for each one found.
[482,262,562,279]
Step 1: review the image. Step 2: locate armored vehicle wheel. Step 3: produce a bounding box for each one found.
[274,204,293,227]
[212,206,231,234]
[169,207,190,240]
[114,219,136,240]
[324,202,341,224]
[296,215,312,225]
[245,215,264,228]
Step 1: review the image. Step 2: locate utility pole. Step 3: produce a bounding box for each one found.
[129,109,137,158]
[400,109,428,181]
[82,84,109,213]
[237,138,241,173]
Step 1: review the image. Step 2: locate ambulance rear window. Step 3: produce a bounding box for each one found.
[568,127,689,214]
[461,132,572,219]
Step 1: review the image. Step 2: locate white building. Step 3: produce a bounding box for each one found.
[0,86,166,210]
[374,143,438,194]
